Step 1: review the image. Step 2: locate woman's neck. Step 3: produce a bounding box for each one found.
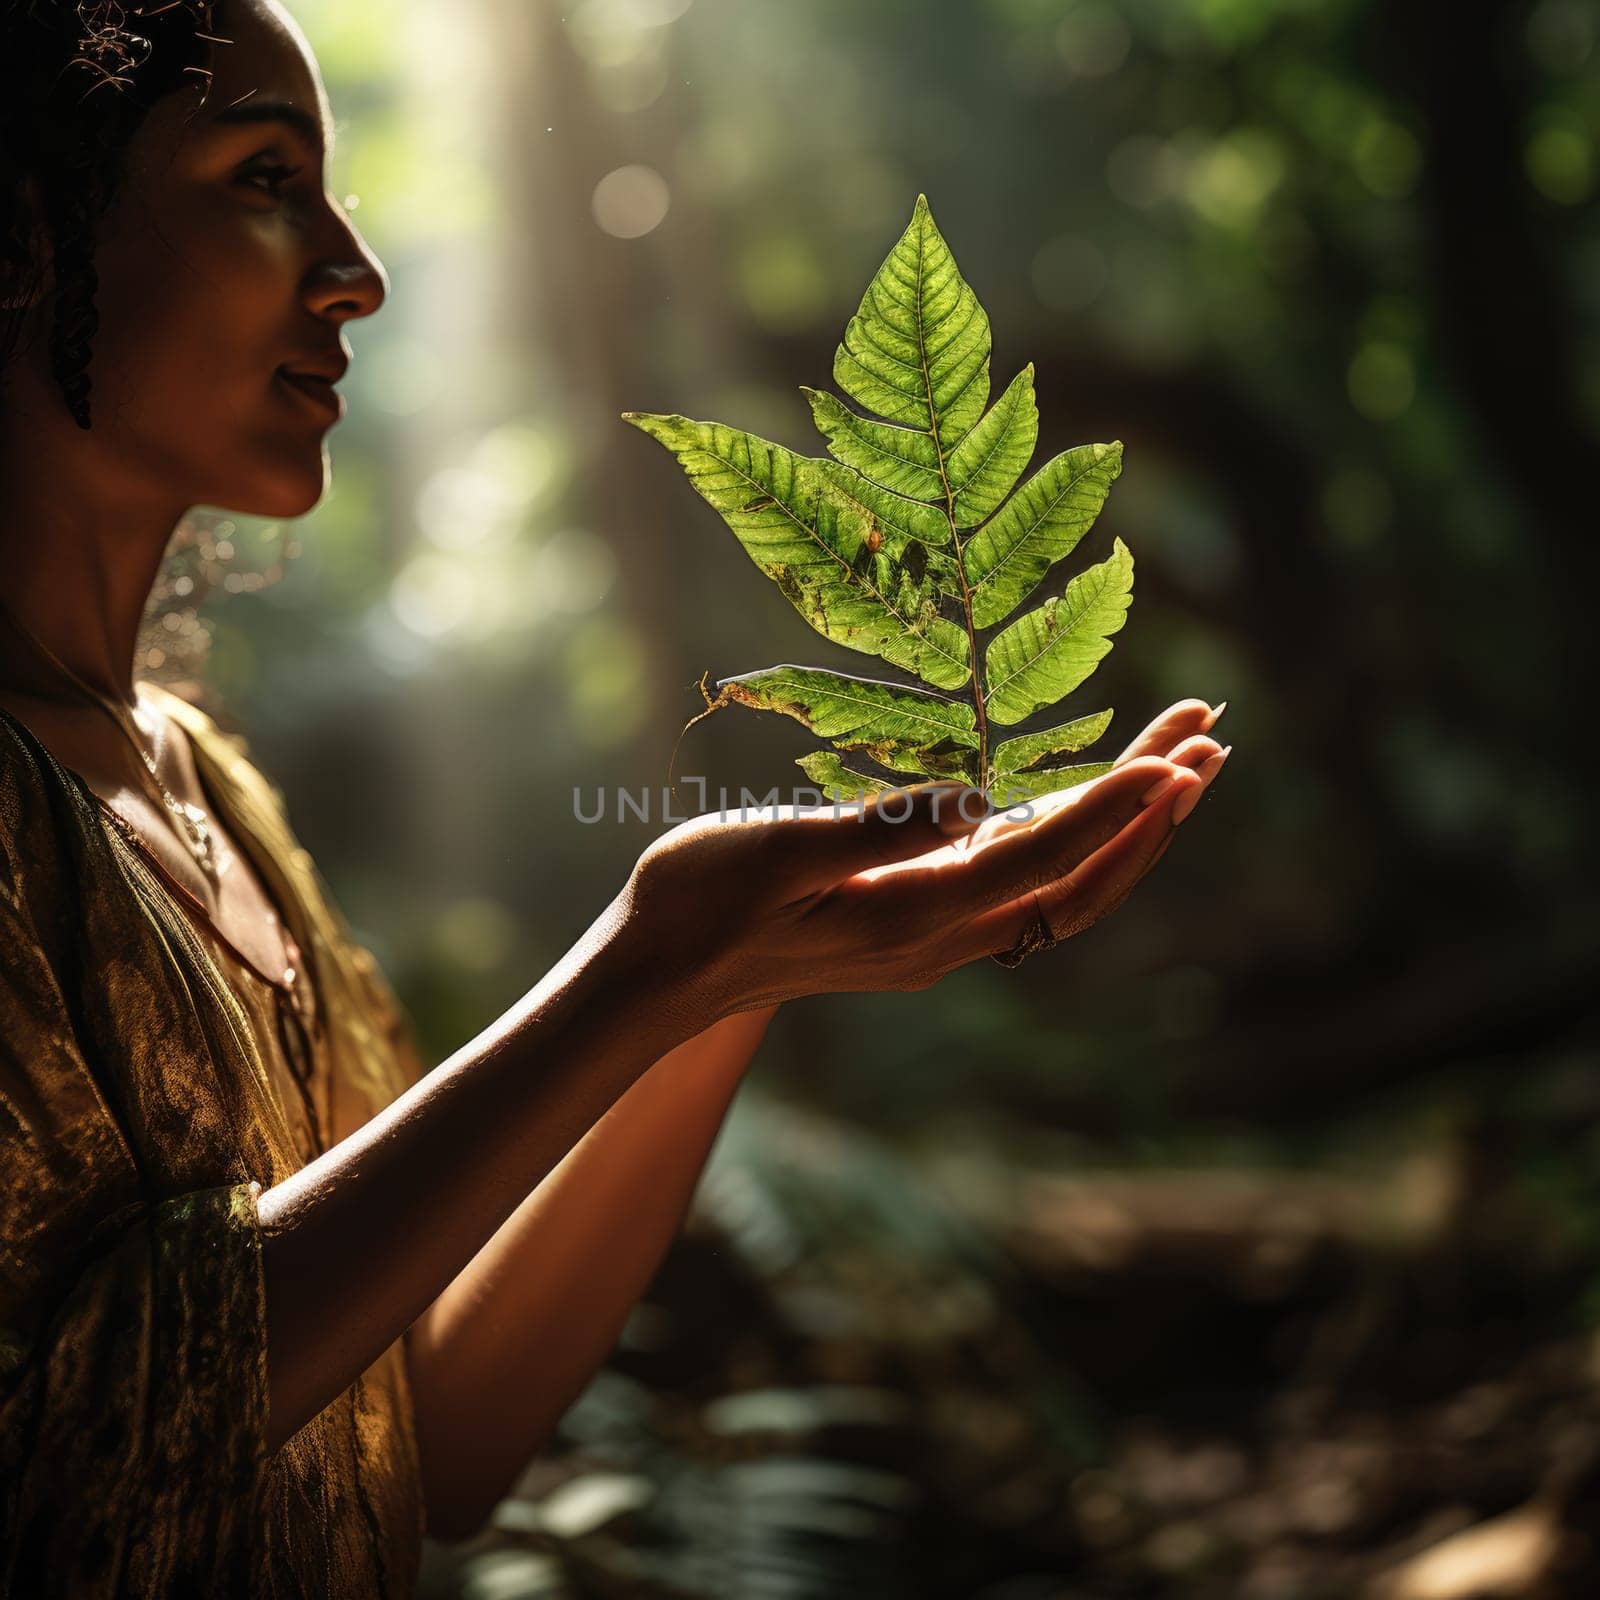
[0,400,189,709]
[0,557,165,709]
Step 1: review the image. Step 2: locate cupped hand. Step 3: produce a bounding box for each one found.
[622,699,1230,1019]
[956,698,1230,953]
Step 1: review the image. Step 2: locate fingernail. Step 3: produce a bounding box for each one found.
[1208,699,1228,724]
[1140,767,1185,807]
[1174,746,1230,824]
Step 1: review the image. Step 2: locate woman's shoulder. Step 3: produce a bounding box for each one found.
[0,694,73,808]
[141,681,287,801]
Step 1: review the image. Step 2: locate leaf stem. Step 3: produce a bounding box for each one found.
[907,219,992,793]
[913,391,989,786]
[946,512,989,790]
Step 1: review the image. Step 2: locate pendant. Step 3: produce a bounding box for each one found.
[174,799,220,879]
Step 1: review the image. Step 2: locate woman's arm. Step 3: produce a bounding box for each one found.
[403,1003,779,1541]
[256,892,709,1455]
[256,736,1212,1460]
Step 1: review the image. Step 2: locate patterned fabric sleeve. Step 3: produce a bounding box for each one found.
[0,732,273,1598]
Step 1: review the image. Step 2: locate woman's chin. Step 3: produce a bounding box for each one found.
[221,450,332,519]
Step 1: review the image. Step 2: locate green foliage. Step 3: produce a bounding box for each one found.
[625,195,1133,802]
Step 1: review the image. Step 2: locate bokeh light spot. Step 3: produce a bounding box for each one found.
[1347,342,1416,422]
[1526,126,1595,205]
[391,552,476,636]
[1185,130,1285,229]
[1056,4,1132,77]
[417,468,517,551]
[592,165,671,238]
[737,234,829,331]
[1527,0,1595,71]
[1353,120,1422,198]
[416,422,564,551]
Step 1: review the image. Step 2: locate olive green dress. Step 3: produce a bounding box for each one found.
[0,683,430,1598]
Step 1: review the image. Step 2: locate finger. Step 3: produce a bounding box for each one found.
[954,774,1186,961]
[1040,797,1182,940]
[768,780,990,898]
[1034,740,1231,937]
[970,733,1219,846]
[952,742,1229,966]
[1171,742,1230,826]
[1165,733,1223,772]
[903,755,1201,924]
[1113,699,1224,767]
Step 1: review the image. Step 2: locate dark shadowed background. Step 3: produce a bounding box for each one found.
[145,0,1600,1594]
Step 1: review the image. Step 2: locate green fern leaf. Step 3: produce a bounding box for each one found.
[795,751,891,801]
[813,461,951,546]
[984,540,1134,727]
[867,744,977,782]
[830,192,991,453]
[992,709,1114,777]
[946,366,1039,528]
[627,195,1141,797]
[717,667,979,773]
[964,441,1124,629]
[802,389,946,501]
[993,761,1116,803]
[621,413,971,690]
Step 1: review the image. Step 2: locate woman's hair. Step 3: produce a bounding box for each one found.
[1,1,222,429]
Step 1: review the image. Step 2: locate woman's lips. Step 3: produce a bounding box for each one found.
[276,368,346,423]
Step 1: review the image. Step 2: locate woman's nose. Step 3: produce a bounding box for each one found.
[304,225,388,324]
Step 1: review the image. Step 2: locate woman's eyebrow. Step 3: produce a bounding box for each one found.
[209,99,332,158]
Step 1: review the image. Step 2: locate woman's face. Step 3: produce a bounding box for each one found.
[34,0,387,518]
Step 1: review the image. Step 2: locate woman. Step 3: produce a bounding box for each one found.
[0,0,1230,1594]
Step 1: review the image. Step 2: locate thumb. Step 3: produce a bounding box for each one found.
[775,780,990,896]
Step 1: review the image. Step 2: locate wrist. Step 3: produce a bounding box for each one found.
[580,877,735,1049]
[605,855,755,1028]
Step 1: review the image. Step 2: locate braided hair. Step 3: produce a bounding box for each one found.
[1,2,222,430]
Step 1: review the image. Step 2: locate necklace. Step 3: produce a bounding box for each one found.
[0,593,225,885]
[94,780,325,1157]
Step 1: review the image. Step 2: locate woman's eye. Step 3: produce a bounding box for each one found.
[239,163,300,198]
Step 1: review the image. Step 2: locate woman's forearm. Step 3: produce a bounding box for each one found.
[255,886,706,1455]
[403,1003,779,1539]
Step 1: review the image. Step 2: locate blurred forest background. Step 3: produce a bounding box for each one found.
[144,0,1599,1593]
